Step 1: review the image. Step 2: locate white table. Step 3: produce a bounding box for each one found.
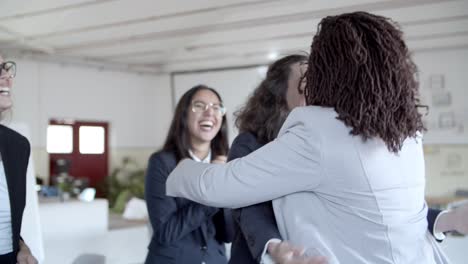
[39,198,108,240]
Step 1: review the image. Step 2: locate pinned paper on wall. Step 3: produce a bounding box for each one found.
[429,74,444,90]
[432,91,452,107]
[421,73,468,144]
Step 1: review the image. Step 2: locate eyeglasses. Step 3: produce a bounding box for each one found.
[191,100,226,116]
[0,61,16,79]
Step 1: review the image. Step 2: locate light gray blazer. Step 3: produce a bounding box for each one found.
[166,106,449,264]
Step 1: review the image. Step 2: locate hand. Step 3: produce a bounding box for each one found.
[211,155,227,164]
[17,241,38,264]
[282,257,328,264]
[435,200,468,235]
[268,241,327,264]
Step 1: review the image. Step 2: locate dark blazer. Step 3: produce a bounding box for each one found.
[145,150,234,264]
[0,124,30,254]
[228,131,444,264]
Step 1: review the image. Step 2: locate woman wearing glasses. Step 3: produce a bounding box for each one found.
[144,85,234,264]
[0,57,37,264]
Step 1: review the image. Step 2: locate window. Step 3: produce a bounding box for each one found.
[47,125,73,153]
[79,126,105,154]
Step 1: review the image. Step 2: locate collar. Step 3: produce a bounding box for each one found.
[188,149,211,164]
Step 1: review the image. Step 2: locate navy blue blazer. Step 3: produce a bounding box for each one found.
[228,132,443,264]
[145,150,234,264]
[0,125,30,254]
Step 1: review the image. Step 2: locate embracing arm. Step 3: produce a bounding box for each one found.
[212,209,235,243]
[227,133,282,261]
[234,202,282,262]
[166,118,323,208]
[430,201,468,241]
[427,208,444,241]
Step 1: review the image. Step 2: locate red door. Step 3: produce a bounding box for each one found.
[48,120,109,196]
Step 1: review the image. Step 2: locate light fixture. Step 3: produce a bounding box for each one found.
[268,51,279,60]
[257,66,268,77]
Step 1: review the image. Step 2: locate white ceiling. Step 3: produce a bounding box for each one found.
[0,0,467,74]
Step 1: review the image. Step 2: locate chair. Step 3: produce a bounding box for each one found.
[72,253,106,264]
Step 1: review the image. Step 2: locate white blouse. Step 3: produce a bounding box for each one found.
[0,159,13,254]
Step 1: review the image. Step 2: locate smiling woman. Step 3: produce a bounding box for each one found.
[144,84,234,264]
[0,61,15,114]
[162,85,229,162]
[187,89,227,151]
[0,55,38,264]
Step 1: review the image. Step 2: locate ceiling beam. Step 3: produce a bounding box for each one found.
[0,0,118,21]
[0,25,55,53]
[126,28,468,66]
[4,49,163,75]
[26,0,285,40]
[86,13,468,61]
[54,0,451,52]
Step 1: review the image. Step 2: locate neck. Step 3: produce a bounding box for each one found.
[191,141,211,160]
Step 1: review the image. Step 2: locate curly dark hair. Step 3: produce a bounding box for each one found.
[235,54,307,144]
[305,11,425,153]
[162,85,229,162]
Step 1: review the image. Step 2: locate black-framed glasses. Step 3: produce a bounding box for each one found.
[191,100,226,116]
[0,61,16,79]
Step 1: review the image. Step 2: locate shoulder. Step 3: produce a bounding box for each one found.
[148,150,177,171]
[280,106,340,136]
[229,132,263,160]
[276,107,333,156]
[232,131,259,147]
[0,125,30,152]
[287,106,336,123]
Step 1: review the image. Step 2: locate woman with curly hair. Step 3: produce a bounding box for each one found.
[228,54,466,264]
[166,12,450,263]
[228,55,328,264]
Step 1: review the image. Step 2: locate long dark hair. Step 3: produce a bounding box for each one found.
[162,85,229,162]
[305,11,425,153]
[235,55,307,144]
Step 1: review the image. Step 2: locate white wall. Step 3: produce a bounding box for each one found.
[7,58,172,180]
[11,59,172,148]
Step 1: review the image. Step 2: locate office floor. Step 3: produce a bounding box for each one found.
[440,235,468,264]
[43,225,149,264]
[42,228,466,264]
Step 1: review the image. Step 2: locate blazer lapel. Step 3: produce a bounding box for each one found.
[200,219,209,247]
[0,126,16,223]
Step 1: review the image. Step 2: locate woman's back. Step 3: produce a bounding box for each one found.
[166,105,447,263]
[273,106,436,263]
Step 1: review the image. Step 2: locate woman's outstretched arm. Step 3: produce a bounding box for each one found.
[166,118,323,208]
